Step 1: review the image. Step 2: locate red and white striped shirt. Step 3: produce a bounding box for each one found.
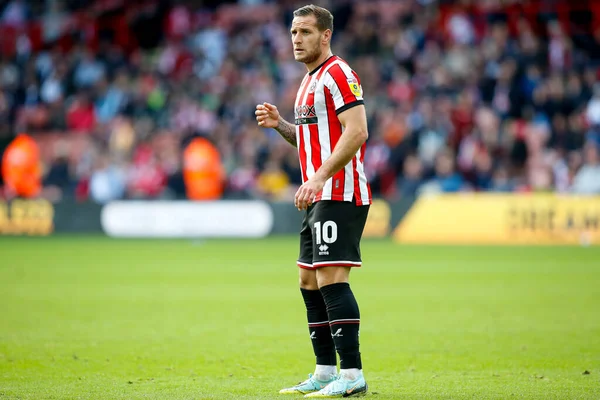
[294,55,372,205]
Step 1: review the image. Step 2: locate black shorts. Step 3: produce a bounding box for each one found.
[297,200,370,269]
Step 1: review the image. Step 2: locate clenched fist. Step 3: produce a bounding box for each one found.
[255,103,280,129]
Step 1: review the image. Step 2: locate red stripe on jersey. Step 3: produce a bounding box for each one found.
[298,125,308,183]
[309,124,321,175]
[328,64,360,106]
[360,142,372,202]
[352,156,361,205]
[324,85,345,201]
[295,75,312,183]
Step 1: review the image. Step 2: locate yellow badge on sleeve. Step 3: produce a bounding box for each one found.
[347,77,362,97]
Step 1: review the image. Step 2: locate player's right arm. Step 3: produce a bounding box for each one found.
[255,103,297,147]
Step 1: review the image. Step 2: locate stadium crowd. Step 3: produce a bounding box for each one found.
[1,0,600,204]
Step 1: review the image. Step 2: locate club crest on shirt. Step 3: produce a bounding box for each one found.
[347,77,361,97]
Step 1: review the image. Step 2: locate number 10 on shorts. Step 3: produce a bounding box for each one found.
[314,221,338,244]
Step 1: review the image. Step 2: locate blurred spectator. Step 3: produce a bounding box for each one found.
[66,93,96,133]
[0,0,598,204]
[183,136,224,200]
[89,155,126,204]
[257,156,290,200]
[397,153,424,198]
[1,133,41,199]
[472,149,494,191]
[73,49,105,89]
[127,144,167,199]
[1,0,29,28]
[490,164,514,192]
[42,142,71,201]
[229,149,259,198]
[41,1,69,44]
[571,142,600,194]
[428,148,465,193]
[94,74,128,124]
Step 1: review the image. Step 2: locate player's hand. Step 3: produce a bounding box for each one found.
[294,176,326,211]
[255,102,280,129]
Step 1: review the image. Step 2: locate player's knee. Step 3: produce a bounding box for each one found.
[299,269,318,290]
[316,266,350,289]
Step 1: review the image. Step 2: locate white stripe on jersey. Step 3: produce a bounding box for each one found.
[355,147,370,204]
[294,74,310,181]
[301,74,316,178]
[343,161,354,202]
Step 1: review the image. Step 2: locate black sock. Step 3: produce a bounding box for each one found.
[319,282,362,370]
[301,288,337,366]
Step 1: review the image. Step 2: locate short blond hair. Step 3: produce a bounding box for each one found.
[293,4,333,32]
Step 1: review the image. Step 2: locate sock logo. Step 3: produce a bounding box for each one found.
[331,328,343,338]
[310,331,316,339]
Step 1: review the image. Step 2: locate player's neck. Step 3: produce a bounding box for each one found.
[305,50,333,74]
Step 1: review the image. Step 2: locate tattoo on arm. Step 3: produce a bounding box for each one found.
[275,118,297,147]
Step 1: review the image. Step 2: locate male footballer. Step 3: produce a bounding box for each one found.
[255,4,371,398]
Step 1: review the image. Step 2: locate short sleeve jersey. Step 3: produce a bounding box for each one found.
[294,55,371,205]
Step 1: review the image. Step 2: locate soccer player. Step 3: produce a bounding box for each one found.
[255,4,371,398]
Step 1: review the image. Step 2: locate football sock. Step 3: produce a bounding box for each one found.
[320,282,362,370]
[301,288,337,367]
[314,364,337,381]
[340,368,361,381]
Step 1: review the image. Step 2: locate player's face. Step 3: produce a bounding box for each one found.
[290,15,325,65]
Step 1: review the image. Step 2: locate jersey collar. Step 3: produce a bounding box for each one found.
[308,55,337,76]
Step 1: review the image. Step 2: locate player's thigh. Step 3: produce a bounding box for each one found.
[297,209,317,286]
[310,201,370,270]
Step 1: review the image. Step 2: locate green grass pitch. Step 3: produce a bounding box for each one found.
[0,236,599,399]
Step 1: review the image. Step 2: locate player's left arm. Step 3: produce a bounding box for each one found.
[312,105,368,183]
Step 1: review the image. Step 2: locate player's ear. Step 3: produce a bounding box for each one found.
[322,29,332,45]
